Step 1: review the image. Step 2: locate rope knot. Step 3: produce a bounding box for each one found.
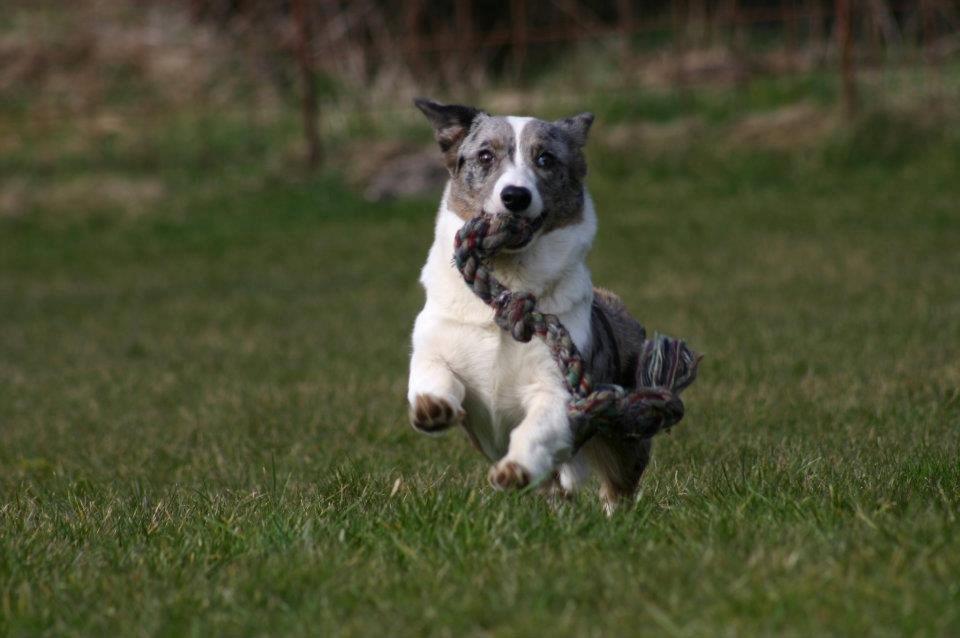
[493,291,538,342]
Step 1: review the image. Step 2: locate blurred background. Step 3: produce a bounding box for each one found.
[2,3,960,634]
[3,0,959,205]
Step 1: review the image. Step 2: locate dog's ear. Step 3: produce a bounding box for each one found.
[554,112,595,147]
[414,97,482,172]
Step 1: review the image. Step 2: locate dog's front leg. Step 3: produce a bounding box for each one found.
[489,389,573,490]
[407,313,466,435]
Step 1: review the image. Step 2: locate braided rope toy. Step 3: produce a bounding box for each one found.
[453,212,701,450]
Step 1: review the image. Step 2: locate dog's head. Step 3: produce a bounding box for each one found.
[415,98,593,237]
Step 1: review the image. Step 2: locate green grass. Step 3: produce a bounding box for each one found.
[2,82,960,636]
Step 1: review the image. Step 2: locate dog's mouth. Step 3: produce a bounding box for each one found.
[493,210,548,252]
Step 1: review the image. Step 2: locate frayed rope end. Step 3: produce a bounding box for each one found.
[637,333,701,395]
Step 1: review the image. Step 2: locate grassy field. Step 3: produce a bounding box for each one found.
[2,67,960,635]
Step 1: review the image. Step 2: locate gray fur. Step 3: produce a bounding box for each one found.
[588,287,648,388]
[518,119,591,230]
[447,115,514,220]
[554,112,595,147]
[585,287,655,503]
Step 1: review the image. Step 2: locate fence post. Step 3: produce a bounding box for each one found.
[616,0,634,77]
[836,0,858,119]
[292,0,321,169]
[455,0,474,82]
[511,0,528,81]
[404,1,425,80]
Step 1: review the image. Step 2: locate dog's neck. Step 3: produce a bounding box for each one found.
[419,184,597,323]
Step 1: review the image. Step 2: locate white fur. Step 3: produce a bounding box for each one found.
[408,155,598,487]
[483,117,543,218]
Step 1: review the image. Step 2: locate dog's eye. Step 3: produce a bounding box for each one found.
[478,150,494,165]
[535,152,556,169]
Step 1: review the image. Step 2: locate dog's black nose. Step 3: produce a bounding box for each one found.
[501,186,532,212]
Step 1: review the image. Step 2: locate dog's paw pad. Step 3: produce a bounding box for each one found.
[488,460,531,491]
[409,394,464,433]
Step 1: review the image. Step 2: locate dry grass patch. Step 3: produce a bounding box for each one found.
[0,174,165,218]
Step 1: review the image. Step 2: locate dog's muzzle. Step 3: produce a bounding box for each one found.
[497,210,548,251]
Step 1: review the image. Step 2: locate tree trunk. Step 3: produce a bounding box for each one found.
[292,0,321,170]
[837,0,858,119]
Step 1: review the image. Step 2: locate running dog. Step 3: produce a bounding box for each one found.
[407,98,652,511]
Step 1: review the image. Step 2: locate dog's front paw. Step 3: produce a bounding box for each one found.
[409,394,464,434]
[488,460,531,491]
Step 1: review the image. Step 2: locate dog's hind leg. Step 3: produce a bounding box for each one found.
[557,452,591,496]
[584,435,652,515]
[535,453,591,506]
